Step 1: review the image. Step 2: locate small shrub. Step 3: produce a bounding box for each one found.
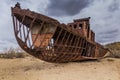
[0,47,27,59]
[16,52,25,58]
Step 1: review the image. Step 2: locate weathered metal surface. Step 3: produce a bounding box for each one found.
[11,3,108,63]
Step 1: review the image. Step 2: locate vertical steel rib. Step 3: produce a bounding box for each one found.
[54,28,63,45]
[25,17,36,43]
[30,21,44,48]
[12,15,16,34]
[17,15,26,35]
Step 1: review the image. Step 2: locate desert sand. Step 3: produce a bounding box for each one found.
[0,56,120,80]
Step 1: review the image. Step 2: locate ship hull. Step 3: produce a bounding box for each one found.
[11,3,108,63]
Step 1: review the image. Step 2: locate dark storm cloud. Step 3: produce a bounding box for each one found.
[99,29,119,35]
[97,29,119,43]
[100,34,117,40]
[47,0,92,16]
[98,29,118,39]
[97,39,112,43]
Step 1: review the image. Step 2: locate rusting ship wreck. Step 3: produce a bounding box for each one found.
[11,3,108,62]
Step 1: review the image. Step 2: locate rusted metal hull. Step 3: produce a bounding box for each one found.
[11,3,108,63]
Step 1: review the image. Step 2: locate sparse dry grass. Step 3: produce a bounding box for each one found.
[0,47,28,59]
[0,52,26,59]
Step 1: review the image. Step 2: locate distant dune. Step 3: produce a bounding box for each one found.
[105,42,120,58]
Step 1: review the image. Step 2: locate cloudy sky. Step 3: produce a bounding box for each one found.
[0,0,120,52]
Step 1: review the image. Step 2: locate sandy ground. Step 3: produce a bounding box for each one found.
[0,57,120,80]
